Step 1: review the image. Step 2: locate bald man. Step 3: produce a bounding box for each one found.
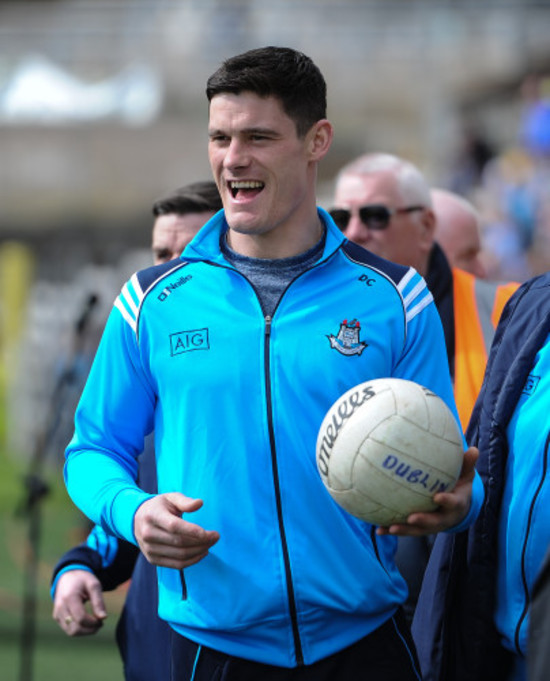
[431,188,487,279]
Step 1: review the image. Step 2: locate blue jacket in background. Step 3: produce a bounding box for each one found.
[412,271,550,681]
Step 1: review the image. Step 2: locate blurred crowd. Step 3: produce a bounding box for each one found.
[449,73,550,283]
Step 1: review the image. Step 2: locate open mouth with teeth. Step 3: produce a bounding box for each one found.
[229,180,265,199]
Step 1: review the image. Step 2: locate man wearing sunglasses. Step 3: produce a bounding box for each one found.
[331,152,519,624]
[331,152,519,430]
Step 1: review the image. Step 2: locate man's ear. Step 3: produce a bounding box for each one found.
[306,119,333,161]
[420,208,437,252]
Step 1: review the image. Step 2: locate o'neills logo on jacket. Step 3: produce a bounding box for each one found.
[327,318,368,356]
[158,275,192,301]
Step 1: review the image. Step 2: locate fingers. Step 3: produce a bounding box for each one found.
[52,570,107,637]
[377,497,466,536]
[54,598,104,636]
[376,446,480,537]
[164,492,205,515]
[87,580,108,620]
[55,609,105,637]
[134,493,220,569]
[459,446,479,479]
[139,518,217,568]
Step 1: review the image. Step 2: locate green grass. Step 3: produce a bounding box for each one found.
[0,440,126,681]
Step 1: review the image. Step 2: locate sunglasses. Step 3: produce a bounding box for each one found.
[328,204,425,231]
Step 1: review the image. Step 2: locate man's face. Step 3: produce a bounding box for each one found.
[208,92,319,253]
[438,216,486,278]
[433,204,487,279]
[333,170,434,274]
[152,211,214,265]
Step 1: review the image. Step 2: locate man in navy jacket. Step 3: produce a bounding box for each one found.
[413,271,550,681]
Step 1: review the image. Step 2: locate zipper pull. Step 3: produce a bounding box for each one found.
[265,315,272,338]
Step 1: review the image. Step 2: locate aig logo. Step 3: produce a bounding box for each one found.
[170,328,209,356]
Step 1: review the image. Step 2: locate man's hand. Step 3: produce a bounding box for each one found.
[376,445,479,536]
[134,493,220,569]
[52,570,107,636]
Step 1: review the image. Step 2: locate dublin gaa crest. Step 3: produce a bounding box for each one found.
[327,318,368,356]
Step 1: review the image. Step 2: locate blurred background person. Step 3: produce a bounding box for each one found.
[477,147,539,282]
[474,73,550,283]
[431,187,487,279]
[330,152,519,622]
[150,181,222,265]
[51,181,222,681]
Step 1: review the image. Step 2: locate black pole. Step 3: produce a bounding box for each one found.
[17,293,99,681]
[18,472,49,681]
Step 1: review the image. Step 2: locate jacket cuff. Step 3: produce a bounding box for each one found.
[107,488,155,544]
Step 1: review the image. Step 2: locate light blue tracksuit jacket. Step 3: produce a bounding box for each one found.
[65,209,483,667]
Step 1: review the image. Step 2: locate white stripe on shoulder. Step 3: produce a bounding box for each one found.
[114,297,137,332]
[398,268,434,322]
[402,278,427,308]
[406,289,434,322]
[396,266,416,294]
[114,273,144,333]
[125,273,143,314]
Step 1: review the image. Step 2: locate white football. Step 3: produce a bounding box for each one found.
[316,378,464,526]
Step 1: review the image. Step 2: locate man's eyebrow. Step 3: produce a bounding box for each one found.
[208,126,279,137]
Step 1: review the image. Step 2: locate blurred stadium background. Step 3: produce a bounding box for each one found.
[1,1,550,679]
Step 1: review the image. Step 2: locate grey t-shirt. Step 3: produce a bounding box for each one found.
[221,232,325,317]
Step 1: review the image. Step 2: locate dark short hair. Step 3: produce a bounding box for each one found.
[206,46,327,137]
[152,181,222,217]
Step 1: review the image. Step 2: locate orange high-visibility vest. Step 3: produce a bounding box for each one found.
[452,268,520,430]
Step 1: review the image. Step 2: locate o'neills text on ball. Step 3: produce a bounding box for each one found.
[317,384,376,476]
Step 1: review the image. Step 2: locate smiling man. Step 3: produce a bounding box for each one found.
[63,46,483,681]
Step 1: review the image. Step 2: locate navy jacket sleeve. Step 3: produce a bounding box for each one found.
[412,272,550,681]
[51,529,139,593]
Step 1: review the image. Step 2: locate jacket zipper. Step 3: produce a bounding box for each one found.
[264,314,304,666]
[514,430,550,652]
[208,260,329,665]
[180,569,187,600]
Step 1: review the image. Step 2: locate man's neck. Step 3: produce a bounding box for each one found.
[226,216,324,260]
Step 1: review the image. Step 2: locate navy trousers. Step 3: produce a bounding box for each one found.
[170,610,422,681]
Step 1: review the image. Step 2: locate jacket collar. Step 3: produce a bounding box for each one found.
[181,207,346,265]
